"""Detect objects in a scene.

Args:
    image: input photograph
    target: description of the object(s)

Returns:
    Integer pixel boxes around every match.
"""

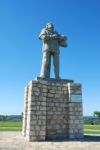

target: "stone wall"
[22,77,83,141]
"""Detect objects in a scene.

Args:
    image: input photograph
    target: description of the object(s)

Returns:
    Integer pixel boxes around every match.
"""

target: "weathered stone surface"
[22,77,83,141]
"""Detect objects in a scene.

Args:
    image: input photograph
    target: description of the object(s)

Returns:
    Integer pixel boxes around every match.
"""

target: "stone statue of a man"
[39,23,67,79]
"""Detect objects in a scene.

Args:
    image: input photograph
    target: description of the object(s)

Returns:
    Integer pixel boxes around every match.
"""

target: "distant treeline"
[0,115,100,124]
[0,115,22,122]
[84,116,100,124]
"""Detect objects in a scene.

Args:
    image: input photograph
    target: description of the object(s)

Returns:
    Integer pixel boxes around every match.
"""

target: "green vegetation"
[0,127,22,131]
[0,115,22,122]
[0,121,22,131]
[84,125,100,134]
[84,117,100,124]
[94,111,100,118]
[0,121,22,127]
[84,130,100,134]
[0,115,9,121]
[84,125,100,130]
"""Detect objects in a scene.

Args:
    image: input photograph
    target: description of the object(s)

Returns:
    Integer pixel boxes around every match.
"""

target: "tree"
[0,115,8,121]
[94,111,100,118]
[2,115,8,121]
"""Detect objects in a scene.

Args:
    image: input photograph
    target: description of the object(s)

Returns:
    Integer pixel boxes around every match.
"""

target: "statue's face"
[46,23,54,32]
[48,27,54,32]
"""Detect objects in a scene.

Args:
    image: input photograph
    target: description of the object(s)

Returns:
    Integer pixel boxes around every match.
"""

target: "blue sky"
[0,0,100,116]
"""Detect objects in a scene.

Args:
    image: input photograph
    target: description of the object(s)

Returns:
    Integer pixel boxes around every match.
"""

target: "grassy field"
[0,122,22,131]
[84,125,100,134]
[0,122,100,134]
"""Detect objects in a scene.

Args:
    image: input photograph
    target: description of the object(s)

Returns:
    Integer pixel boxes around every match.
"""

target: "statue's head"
[46,22,54,32]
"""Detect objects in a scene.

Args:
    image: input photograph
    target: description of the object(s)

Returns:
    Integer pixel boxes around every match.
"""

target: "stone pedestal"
[22,77,84,141]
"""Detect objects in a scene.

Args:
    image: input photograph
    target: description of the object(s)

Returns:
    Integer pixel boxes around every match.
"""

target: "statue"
[39,22,67,79]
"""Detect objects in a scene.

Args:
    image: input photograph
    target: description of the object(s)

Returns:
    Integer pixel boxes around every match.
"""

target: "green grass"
[84,125,100,130]
[0,127,22,131]
[0,121,22,131]
[84,130,100,134]
[0,121,22,127]
[84,125,100,134]
[0,122,100,134]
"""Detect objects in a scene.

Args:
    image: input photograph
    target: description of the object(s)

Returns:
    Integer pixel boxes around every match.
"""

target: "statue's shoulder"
[40,28,47,35]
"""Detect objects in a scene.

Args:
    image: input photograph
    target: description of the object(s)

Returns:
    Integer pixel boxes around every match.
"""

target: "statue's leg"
[53,52,60,79]
[40,51,50,78]
[46,54,51,78]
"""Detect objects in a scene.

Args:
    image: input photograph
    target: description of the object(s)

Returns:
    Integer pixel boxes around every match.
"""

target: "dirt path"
[0,132,100,150]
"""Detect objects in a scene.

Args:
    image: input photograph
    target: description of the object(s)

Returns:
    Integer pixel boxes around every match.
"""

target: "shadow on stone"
[46,135,100,142]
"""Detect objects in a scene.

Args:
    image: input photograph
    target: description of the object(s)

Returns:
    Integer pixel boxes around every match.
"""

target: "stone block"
[41,102,46,106]
[39,80,48,85]
[41,97,46,101]
[40,106,46,111]
[32,87,39,92]
[35,125,41,130]
[33,91,40,96]
[42,93,47,96]
[38,136,45,141]
[55,93,61,98]
[69,134,75,139]
[40,126,46,130]
[48,93,54,97]
[40,131,45,135]
[49,90,56,94]
[42,89,48,93]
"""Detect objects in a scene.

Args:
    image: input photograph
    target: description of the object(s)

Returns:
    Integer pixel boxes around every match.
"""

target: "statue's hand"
[60,35,67,41]
[50,34,58,40]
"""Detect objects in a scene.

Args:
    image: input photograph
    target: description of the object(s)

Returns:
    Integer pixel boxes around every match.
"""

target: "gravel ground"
[0,132,100,150]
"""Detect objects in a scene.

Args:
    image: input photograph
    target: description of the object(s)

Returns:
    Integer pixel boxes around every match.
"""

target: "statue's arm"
[54,31,67,41]
[39,29,60,42]
[58,34,67,47]
[39,28,51,41]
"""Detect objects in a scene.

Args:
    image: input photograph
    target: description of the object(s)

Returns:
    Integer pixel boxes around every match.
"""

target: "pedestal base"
[22,77,84,141]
